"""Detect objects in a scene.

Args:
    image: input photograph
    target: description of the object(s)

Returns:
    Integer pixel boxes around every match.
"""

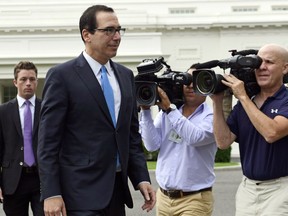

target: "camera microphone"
[194,60,220,69]
[218,55,262,69]
[230,49,258,56]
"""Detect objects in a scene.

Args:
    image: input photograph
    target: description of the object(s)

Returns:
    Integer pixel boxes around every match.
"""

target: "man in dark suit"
[37,4,156,216]
[0,61,44,215]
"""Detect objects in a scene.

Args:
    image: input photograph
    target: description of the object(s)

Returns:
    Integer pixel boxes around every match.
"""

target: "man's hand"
[222,74,248,101]
[210,90,225,104]
[138,182,156,212]
[156,87,171,111]
[0,188,3,203]
[44,197,67,216]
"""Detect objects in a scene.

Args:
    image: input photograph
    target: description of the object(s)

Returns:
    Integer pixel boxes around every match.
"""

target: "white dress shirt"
[83,51,121,122]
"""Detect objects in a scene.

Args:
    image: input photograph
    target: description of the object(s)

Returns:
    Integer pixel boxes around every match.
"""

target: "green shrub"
[143,144,232,162]
[142,142,159,161]
[215,146,231,162]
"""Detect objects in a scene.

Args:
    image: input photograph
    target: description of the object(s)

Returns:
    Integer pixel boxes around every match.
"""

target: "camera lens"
[139,86,153,101]
[135,81,157,106]
[194,70,215,95]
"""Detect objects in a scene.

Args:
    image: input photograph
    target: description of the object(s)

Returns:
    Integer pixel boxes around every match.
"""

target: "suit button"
[21,147,24,151]
[19,162,23,166]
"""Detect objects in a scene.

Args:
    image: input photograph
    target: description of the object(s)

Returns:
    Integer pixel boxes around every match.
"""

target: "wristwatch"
[164,103,177,114]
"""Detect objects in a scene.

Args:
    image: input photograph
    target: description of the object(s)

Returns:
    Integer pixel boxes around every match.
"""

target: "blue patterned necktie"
[100,66,121,170]
[23,100,35,166]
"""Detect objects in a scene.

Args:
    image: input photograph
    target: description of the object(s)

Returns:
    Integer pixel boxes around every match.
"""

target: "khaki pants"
[156,188,214,216]
[236,176,288,216]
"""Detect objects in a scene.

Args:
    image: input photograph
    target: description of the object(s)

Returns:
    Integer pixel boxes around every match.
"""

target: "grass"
[146,161,239,170]
[215,162,239,167]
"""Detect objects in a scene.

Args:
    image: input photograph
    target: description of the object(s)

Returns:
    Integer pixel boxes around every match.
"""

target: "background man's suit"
[0,97,42,212]
[38,53,151,210]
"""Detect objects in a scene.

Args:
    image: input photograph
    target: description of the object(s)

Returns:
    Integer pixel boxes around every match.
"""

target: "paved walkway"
[126,166,242,216]
[0,166,242,216]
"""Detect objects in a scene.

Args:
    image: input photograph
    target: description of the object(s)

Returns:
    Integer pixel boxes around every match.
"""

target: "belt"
[244,176,287,186]
[160,187,212,199]
[22,166,38,174]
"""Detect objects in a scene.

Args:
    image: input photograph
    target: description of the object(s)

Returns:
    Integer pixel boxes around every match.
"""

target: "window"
[3,86,17,103]
[169,8,196,14]
[232,6,258,12]
[272,5,288,11]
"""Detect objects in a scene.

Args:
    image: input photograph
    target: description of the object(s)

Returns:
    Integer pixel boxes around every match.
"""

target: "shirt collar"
[179,102,205,118]
[83,51,112,75]
[252,84,287,101]
[271,84,288,100]
[17,95,36,108]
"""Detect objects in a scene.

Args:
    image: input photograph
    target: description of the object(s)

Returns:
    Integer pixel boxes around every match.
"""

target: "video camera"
[193,49,288,97]
[192,49,263,97]
[135,57,192,107]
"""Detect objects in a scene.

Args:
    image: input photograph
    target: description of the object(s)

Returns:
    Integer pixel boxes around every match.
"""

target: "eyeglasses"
[94,27,126,36]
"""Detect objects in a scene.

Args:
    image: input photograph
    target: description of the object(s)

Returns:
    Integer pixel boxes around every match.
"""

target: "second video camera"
[135,57,192,107]
[192,49,262,97]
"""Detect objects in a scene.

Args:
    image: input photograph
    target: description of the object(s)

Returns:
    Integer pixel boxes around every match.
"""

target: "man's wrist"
[137,181,151,189]
[164,107,172,114]
[163,104,176,114]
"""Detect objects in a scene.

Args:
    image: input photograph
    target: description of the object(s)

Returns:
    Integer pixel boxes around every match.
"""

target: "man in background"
[0,61,43,215]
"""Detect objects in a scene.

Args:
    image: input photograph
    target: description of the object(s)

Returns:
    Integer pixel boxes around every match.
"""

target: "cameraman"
[211,43,288,215]
[139,66,217,216]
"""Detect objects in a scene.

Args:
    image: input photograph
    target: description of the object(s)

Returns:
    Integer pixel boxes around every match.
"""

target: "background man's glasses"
[94,27,126,36]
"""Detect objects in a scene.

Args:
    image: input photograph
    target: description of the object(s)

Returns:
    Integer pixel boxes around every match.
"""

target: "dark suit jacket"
[0,97,41,195]
[37,53,150,210]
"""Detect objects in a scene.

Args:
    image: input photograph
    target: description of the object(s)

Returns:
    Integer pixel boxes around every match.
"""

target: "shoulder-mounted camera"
[192,49,288,97]
[135,57,192,107]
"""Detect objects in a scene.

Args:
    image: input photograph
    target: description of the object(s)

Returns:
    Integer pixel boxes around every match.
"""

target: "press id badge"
[168,130,182,143]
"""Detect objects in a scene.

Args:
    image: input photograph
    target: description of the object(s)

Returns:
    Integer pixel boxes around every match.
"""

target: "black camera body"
[192,49,263,97]
[135,49,288,104]
[135,57,192,107]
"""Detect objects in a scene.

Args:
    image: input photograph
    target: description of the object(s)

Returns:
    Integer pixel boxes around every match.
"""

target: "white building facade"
[0,0,288,157]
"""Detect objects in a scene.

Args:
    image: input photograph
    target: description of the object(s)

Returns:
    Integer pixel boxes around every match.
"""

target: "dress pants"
[67,172,126,216]
[156,188,214,216]
[236,176,288,216]
[3,168,44,216]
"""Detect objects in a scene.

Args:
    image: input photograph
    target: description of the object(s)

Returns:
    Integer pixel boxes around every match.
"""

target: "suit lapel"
[74,54,113,126]
[11,99,22,137]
